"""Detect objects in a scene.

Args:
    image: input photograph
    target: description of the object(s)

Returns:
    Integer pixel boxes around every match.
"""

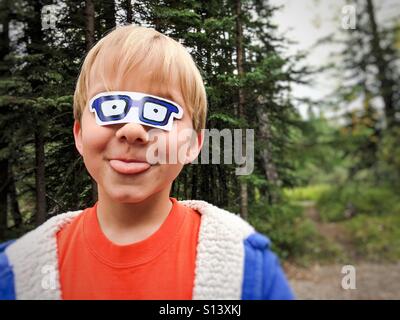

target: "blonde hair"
[73,25,207,131]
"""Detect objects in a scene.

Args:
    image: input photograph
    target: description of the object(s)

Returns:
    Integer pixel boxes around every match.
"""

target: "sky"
[270,0,400,119]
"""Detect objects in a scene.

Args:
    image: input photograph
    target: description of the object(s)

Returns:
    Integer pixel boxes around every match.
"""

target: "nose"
[115,122,150,145]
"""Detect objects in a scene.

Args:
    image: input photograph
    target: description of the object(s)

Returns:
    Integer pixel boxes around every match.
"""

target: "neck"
[96,186,173,245]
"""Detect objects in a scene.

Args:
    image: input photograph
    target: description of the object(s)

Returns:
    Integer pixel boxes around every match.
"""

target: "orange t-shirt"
[56,197,201,300]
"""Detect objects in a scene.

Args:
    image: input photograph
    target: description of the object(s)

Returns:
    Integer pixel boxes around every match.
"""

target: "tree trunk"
[183,170,188,199]
[366,0,396,128]
[191,165,198,199]
[0,0,11,239]
[8,167,22,228]
[0,158,8,239]
[35,129,47,226]
[256,105,279,203]
[84,0,98,203]
[122,0,133,24]
[102,0,116,31]
[25,0,48,226]
[0,0,10,62]
[235,0,248,220]
[85,0,95,50]
[200,166,210,203]
[217,164,228,206]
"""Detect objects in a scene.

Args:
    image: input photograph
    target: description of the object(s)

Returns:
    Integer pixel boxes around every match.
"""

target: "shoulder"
[179,200,254,299]
[0,209,84,300]
[179,199,295,300]
[178,200,254,239]
[56,209,87,245]
[6,209,84,253]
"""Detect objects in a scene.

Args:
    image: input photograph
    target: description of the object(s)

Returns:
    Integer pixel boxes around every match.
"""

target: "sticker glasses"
[89,91,184,131]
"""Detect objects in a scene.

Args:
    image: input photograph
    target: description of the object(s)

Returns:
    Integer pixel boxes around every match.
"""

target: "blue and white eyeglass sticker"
[88,91,184,131]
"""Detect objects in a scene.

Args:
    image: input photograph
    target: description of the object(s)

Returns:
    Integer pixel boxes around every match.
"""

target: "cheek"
[163,118,195,160]
[80,122,116,183]
[81,116,113,157]
[153,133,185,165]
[81,122,118,184]
[157,163,184,186]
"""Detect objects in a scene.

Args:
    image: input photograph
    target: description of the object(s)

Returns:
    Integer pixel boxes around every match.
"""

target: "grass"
[281,183,400,264]
[249,199,343,267]
[343,214,400,262]
[316,184,400,222]
[283,184,331,202]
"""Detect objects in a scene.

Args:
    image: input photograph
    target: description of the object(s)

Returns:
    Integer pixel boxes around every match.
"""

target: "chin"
[106,186,151,203]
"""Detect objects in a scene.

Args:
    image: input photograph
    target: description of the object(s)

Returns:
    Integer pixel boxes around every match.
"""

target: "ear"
[73,120,84,156]
[184,129,204,164]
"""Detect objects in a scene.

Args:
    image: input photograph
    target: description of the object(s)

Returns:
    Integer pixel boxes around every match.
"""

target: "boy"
[0,25,294,300]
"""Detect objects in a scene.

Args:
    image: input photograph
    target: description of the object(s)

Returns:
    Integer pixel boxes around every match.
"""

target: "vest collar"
[5,200,254,299]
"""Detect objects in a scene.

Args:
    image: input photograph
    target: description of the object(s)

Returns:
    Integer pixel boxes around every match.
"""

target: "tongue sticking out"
[109,160,151,175]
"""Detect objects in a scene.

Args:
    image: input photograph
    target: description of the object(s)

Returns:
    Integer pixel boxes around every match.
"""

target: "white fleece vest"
[5,200,254,300]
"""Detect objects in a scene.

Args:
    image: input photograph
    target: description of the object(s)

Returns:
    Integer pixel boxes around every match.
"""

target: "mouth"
[108,158,151,175]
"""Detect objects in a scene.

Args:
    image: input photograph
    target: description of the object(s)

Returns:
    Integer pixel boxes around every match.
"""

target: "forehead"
[87,58,185,110]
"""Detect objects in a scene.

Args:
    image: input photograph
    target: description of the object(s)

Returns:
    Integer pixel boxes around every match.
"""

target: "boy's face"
[73,66,202,203]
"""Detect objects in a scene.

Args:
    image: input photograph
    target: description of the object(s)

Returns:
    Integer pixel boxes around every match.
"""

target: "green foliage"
[290,116,350,186]
[377,127,400,187]
[317,185,400,222]
[207,112,243,127]
[249,199,342,266]
[344,214,400,262]
[283,184,331,202]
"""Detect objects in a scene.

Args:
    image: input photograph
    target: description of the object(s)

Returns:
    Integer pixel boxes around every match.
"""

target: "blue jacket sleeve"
[242,233,295,300]
[0,240,16,300]
[261,247,295,299]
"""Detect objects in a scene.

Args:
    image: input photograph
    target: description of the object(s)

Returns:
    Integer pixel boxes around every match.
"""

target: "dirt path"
[285,201,400,299]
[286,262,400,299]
